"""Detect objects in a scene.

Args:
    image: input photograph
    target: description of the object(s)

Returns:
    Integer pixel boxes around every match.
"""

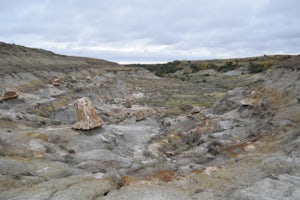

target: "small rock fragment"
[72,97,104,130]
[203,166,221,176]
[123,99,133,108]
[85,76,92,81]
[1,88,19,101]
[243,144,256,152]
[135,110,148,121]
[191,106,202,114]
[52,78,63,86]
[132,92,144,100]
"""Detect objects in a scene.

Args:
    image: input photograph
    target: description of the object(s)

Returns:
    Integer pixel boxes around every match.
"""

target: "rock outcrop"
[72,97,104,130]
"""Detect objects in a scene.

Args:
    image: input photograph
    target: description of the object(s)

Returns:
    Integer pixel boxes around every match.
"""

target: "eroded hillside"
[0,42,299,200]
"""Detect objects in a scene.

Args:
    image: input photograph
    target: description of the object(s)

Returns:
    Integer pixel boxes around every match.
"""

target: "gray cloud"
[0,0,299,63]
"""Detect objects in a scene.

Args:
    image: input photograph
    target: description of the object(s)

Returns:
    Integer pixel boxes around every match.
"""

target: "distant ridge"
[0,41,119,73]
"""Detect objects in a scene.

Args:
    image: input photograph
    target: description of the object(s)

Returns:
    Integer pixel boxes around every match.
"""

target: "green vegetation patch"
[126,60,182,77]
[126,55,294,77]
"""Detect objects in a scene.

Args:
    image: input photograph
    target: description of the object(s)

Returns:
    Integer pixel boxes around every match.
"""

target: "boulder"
[1,88,19,101]
[72,97,104,130]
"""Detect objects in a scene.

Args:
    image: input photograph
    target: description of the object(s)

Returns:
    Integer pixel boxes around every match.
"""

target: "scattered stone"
[165,151,175,157]
[1,88,19,101]
[85,75,92,81]
[131,92,144,100]
[162,120,171,126]
[123,99,133,108]
[72,97,104,130]
[203,166,222,176]
[148,142,162,157]
[68,149,76,154]
[191,106,203,114]
[52,78,63,86]
[243,144,256,152]
[135,110,148,121]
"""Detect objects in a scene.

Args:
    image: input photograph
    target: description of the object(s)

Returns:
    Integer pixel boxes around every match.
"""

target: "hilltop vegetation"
[126,54,294,77]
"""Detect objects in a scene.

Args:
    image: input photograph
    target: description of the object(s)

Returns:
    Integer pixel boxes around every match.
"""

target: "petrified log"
[72,97,104,130]
[1,88,19,101]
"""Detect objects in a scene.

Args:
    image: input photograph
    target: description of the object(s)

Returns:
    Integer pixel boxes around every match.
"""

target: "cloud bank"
[1,0,299,63]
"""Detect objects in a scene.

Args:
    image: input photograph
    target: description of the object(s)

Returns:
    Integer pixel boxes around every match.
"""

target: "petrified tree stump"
[72,97,104,130]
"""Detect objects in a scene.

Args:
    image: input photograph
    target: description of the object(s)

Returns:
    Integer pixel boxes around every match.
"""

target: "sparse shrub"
[249,62,264,73]
[127,60,182,77]
[217,60,239,72]
[249,60,274,73]
[250,65,262,73]
[150,60,182,77]
[200,62,210,70]
[262,60,274,68]
[190,63,200,73]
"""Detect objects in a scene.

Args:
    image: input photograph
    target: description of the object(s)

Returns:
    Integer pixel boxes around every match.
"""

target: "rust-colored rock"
[120,176,138,187]
[151,169,176,182]
[1,88,19,101]
[72,97,104,130]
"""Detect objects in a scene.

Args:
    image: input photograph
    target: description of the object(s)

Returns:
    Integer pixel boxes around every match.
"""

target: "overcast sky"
[1,0,299,63]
